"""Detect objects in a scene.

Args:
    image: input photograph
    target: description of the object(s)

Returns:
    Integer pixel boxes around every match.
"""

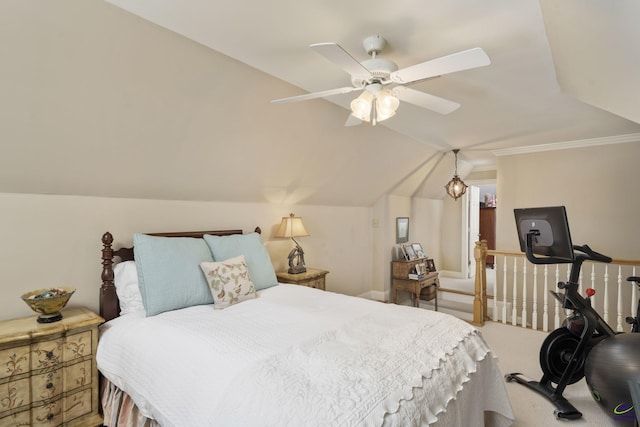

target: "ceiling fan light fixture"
[350,87,398,124]
[376,90,399,120]
[350,90,373,122]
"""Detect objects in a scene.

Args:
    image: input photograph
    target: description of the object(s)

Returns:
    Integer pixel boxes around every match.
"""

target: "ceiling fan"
[272,35,491,126]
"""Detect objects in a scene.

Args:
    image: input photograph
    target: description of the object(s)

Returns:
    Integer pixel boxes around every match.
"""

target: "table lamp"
[275,213,309,274]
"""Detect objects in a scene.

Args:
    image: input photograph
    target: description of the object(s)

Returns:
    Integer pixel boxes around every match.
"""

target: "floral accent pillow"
[200,255,257,309]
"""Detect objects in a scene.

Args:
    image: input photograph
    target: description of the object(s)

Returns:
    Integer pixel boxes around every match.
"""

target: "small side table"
[392,271,439,309]
[276,268,329,290]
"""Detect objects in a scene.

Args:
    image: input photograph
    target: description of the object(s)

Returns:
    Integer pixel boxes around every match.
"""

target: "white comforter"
[97,284,513,427]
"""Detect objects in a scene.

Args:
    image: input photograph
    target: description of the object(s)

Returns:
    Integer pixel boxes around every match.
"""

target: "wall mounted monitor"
[514,206,574,263]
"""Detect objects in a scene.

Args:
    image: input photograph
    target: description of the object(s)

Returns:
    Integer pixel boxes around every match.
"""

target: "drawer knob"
[46,351,54,359]
[46,382,53,389]
[47,413,54,421]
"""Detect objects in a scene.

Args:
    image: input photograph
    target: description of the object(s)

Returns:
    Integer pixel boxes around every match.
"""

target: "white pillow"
[200,255,257,309]
[114,261,145,315]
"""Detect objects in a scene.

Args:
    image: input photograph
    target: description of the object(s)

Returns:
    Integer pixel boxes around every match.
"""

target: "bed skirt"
[101,378,160,427]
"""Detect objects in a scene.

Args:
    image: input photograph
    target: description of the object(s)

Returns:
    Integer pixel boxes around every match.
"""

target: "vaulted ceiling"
[104,0,640,165]
[1,1,639,206]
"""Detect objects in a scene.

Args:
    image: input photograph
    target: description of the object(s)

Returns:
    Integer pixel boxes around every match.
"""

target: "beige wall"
[440,195,464,272]
[0,193,373,321]
[496,142,640,260]
[0,0,431,208]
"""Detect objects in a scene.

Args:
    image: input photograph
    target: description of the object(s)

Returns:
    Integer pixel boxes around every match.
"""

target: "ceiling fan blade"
[344,114,362,127]
[390,47,490,84]
[393,86,460,114]
[310,42,372,79]
[271,86,360,104]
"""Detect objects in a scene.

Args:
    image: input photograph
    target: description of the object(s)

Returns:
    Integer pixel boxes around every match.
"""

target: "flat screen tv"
[514,206,574,263]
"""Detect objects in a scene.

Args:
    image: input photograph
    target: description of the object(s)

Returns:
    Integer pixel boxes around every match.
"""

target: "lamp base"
[287,243,307,274]
[288,265,307,274]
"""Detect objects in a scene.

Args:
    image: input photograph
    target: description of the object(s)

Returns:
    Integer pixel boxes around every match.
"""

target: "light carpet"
[478,321,635,426]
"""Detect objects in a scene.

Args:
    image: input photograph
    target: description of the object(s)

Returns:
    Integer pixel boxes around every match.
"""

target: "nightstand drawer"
[31,367,63,402]
[0,377,30,413]
[0,345,29,379]
[306,277,325,289]
[64,330,92,362]
[0,408,30,427]
[276,268,329,291]
[31,339,63,370]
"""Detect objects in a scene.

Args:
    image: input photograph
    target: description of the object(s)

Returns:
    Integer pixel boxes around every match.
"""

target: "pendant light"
[444,149,468,201]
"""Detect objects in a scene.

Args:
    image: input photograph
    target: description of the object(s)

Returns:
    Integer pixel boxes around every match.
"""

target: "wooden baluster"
[632,266,638,328]
[542,265,549,332]
[512,257,518,326]
[482,242,489,321]
[554,264,561,329]
[521,259,527,328]
[532,264,538,331]
[493,256,499,322]
[502,256,508,324]
[603,265,610,324]
[590,264,597,314]
[617,265,623,332]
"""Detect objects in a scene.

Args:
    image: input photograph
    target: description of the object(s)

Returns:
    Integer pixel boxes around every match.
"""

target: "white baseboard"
[358,290,387,302]
[439,270,471,279]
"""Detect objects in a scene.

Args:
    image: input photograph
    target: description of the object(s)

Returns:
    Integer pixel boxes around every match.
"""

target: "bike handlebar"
[572,244,612,263]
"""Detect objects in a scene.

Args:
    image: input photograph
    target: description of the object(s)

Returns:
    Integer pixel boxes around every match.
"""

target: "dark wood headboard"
[100,227,262,322]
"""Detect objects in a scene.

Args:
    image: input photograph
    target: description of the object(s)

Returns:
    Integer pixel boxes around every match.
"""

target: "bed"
[97,228,514,427]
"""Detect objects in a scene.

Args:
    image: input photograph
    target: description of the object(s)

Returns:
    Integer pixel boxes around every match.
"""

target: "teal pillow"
[203,233,278,291]
[133,233,214,316]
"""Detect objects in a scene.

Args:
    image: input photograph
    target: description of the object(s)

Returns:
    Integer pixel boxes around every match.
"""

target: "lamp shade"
[274,213,309,238]
[376,90,399,121]
[350,86,399,124]
[444,175,468,200]
[350,91,374,122]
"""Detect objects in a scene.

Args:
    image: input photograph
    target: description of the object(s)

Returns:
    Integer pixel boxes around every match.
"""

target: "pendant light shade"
[445,149,468,201]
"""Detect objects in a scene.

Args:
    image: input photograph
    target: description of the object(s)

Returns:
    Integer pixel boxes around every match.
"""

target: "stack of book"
[408,273,425,280]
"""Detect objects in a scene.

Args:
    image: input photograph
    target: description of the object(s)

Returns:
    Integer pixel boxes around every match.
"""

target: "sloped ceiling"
[540,0,640,125]
[1,1,639,207]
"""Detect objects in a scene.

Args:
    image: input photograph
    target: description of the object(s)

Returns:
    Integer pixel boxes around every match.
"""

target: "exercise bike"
[505,206,620,420]
[505,242,615,419]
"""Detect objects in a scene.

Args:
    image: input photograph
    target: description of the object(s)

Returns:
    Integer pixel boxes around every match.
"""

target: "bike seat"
[627,276,640,285]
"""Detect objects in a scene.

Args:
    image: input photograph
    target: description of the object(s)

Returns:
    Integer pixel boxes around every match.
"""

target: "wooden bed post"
[101,232,119,321]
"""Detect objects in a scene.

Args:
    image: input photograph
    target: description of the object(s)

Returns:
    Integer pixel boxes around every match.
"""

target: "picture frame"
[396,217,409,244]
[411,243,426,259]
[403,243,417,260]
[399,245,409,261]
[415,262,427,275]
[426,258,436,272]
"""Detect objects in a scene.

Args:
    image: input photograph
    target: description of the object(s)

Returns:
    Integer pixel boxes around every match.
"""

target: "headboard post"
[101,232,120,321]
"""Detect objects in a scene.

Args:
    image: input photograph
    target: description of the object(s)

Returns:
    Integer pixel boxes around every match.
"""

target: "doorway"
[463,182,496,276]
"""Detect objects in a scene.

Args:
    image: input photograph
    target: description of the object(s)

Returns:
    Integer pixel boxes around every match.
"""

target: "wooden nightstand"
[276,268,329,290]
[0,307,104,427]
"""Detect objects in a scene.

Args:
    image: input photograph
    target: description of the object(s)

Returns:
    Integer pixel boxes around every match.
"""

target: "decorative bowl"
[21,287,75,323]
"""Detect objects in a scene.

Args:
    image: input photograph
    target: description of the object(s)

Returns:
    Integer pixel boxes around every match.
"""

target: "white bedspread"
[97,284,513,427]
